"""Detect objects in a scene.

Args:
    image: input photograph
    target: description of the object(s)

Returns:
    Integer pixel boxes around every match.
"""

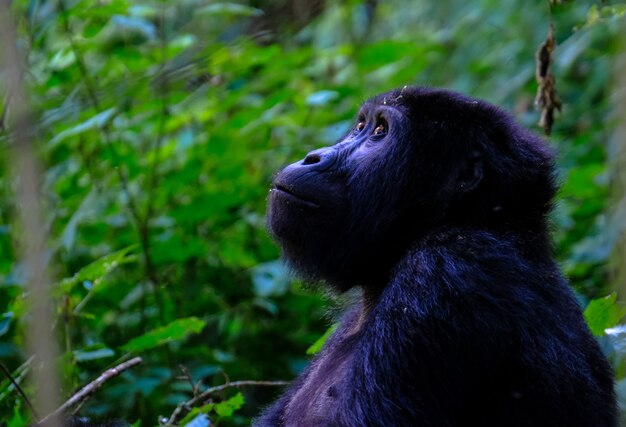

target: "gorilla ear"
[459,151,483,193]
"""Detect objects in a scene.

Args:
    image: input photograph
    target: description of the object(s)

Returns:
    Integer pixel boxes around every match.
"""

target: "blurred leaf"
[48,108,117,146]
[560,164,606,199]
[59,245,138,293]
[586,4,626,26]
[0,312,13,337]
[62,188,107,250]
[6,406,26,427]
[199,3,263,17]
[584,293,626,337]
[357,40,418,71]
[109,15,156,41]
[178,392,244,424]
[182,414,210,427]
[251,260,290,297]
[49,50,76,71]
[306,90,339,107]
[74,347,115,362]
[307,323,338,355]
[122,317,206,352]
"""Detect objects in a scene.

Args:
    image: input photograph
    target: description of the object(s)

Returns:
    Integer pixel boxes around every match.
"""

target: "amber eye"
[373,123,386,136]
[356,121,365,132]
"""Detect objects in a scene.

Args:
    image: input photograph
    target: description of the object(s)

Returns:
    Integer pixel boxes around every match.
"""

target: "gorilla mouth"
[273,184,319,208]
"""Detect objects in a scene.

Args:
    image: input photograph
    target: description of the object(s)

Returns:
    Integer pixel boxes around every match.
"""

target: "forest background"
[1,0,626,425]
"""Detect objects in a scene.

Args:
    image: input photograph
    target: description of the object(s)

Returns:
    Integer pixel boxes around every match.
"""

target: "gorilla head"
[267,87,556,291]
[260,87,615,427]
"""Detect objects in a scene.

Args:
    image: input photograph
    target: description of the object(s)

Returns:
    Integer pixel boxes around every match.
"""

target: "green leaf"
[181,414,210,427]
[356,40,418,71]
[59,245,137,293]
[121,317,206,352]
[586,4,626,26]
[584,293,626,337]
[180,405,213,425]
[61,188,106,250]
[7,405,26,427]
[306,90,339,107]
[178,392,244,424]
[49,49,76,70]
[74,347,115,362]
[0,312,13,337]
[251,260,290,297]
[199,3,263,17]
[48,108,117,146]
[306,324,338,355]
[560,163,606,199]
[214,392,245,417]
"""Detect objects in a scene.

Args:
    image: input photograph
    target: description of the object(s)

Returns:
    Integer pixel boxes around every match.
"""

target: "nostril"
[302,152,322,165]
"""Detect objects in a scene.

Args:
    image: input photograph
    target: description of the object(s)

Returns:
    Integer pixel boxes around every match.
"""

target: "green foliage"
[122,317,206,352]
[307,323,338,356]
[0,0,624,424]
[179,392,245,425]
[58,245,137,293]
[584,293,626,337]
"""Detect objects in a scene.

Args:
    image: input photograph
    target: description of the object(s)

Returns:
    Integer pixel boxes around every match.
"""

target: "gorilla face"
[267,87,555,291]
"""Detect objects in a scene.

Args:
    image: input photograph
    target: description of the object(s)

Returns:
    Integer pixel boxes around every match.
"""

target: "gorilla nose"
[300,147,336,169]
[302,152,322,165]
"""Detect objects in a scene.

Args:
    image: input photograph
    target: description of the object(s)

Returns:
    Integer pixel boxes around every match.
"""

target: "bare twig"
[166,380,289,425]
[0,2,61,426]
[39,357,143,425]
[535,21,562,135]
[219,368,231,386]
[178,365,201,397]
[0,362,39,420]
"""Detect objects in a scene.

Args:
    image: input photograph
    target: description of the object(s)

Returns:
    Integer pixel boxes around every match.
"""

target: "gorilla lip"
[272,184,319,208]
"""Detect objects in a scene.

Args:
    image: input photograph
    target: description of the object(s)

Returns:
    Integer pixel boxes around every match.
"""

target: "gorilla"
[256,87,616,426]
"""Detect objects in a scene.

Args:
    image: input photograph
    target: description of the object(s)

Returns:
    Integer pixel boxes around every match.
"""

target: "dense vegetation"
[0,0,625,425]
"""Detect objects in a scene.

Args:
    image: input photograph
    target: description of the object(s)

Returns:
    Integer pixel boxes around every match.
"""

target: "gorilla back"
[259,87,616,426]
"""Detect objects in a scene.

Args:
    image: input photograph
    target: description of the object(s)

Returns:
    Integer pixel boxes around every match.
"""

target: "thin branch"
[137,7,171,329]
[145,8,169,222]
[38,357,143,425]
[177,365,200,397]
[0,362,39,420]
[57,0,143,227]
[166,380,289,425]
[0,355,35,402]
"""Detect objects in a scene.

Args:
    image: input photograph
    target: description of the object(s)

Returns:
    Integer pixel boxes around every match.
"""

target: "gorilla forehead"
[363,86,503,123]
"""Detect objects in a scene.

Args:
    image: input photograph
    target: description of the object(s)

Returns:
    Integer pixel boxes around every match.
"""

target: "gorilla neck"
[340,219,552,294]
[284,210,553,295]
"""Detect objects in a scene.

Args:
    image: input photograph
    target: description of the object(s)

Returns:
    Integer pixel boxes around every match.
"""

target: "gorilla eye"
[355,121,366,132]
[373,122,387,136]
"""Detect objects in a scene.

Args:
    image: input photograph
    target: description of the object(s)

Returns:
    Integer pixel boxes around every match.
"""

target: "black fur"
[258,87,616,426]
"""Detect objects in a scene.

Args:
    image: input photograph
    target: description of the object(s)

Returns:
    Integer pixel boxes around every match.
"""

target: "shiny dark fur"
[258,87,616,426]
